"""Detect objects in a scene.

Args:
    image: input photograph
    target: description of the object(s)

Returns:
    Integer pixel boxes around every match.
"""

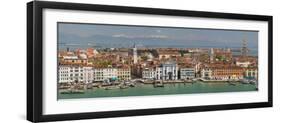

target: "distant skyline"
[58,22,258,51]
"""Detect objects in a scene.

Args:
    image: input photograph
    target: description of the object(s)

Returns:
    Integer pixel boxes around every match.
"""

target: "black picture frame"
[27,1,273,122]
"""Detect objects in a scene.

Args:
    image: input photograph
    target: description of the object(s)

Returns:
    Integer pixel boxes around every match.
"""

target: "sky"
[58,22,258,51]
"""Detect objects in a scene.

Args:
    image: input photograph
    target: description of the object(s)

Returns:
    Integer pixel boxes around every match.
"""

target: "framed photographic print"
[27,1,273,122]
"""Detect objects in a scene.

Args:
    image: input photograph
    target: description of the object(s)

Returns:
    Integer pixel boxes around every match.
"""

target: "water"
[58,82,257,99]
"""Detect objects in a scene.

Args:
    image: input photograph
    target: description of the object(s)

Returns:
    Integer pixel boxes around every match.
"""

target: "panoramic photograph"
[57,22,258,99]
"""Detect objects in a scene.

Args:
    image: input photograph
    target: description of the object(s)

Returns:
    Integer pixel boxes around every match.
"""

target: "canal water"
[58,82,257,99]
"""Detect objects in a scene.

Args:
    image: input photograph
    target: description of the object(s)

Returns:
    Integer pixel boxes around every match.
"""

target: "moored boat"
[60,89,85,94]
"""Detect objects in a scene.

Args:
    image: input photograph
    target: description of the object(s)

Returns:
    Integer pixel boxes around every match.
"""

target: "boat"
[227,80,237,86]
[119,85,129,89]
[249,80,257,85]
[60,89,85,94]
[104,86,119,90]
[128,83,136,87]
[86,84,93,89]
[228,82,236,86]
[240,79,250,84]
[191,78,199,81]
[199,78,226,82]
[154,83,164,87]
[105,87,114,90]
[153,80,164,88]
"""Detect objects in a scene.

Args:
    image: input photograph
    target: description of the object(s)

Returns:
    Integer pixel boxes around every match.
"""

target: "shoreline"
[58,82,257,99]
[59,79,255,87]
[58,80,257,92]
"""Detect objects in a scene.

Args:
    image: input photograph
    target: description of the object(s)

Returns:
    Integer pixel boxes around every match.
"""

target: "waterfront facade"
[244,67,258,79]
[156,62,178,80]
[180,68,195,79]
[83,67,94,83]
[58,66,71,83]
[58,65,131,83]
[200,68,213,79]
[211,67,244,80]
[117,67,131,80]
[200,66,247,80]
[58,65,85,83]
[142,68,156,80]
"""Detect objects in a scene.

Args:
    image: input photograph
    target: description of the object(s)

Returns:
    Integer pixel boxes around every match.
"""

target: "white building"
[180,68,195,79]
[236,61,251,67]
[92,68,104,81]
[62,55,78,60]
[58,65,84,83]
[103,68,118,81]
[83,67,94,83]
[58,66,70,83]
[70,66,85,82]
[156,62,178,80]
[133,43,138,64]
[245,68,258,79]
[142,68,156,79]
[93,68,119,82]
[200,68,212,79]
[59,65,131,83]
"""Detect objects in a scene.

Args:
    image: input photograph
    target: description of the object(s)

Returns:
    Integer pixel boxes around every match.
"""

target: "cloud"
[112,34,131,38]
[149,35,168,39]
[112,34,169,39]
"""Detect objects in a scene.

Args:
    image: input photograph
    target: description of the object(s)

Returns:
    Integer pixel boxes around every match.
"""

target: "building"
[86,48,99,58]
[69,66,85,82]
[141,61,178,80]
[244,67,258,79]
[117,67,131,80]
[58,65,85,83]
[212,67,244,80]
[92,67,131,82]
[180,67,195,79]
[131,64,143,78]
[93,68,117,82]
[209,48,214,63]
[213,48,232,62]
[201,65,244,80]
[142,68,156,79]
[236,61,251,67]
[92,68,104,81]
[156,62,178,80]
[61,55,88,64]
[59,65,132,83]
[133,43,138,64]
[200,68,212,79]
[58,66,70,83]
[158,51,181,60]
[83,67,94,83]
[103,68,118,81]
